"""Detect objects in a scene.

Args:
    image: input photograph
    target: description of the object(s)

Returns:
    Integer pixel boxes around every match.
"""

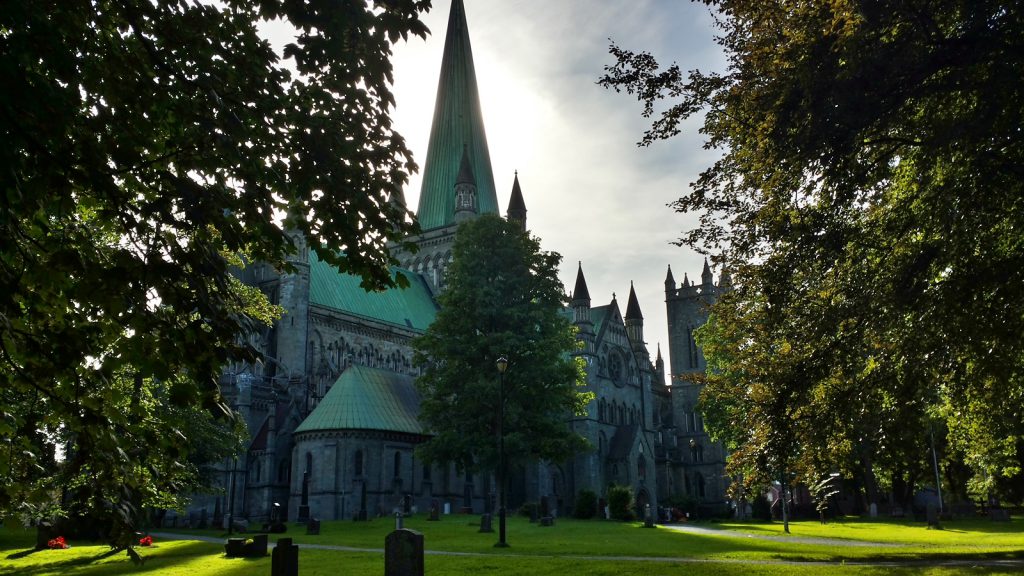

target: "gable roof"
[308,252,438,331]
[294,365,423,435]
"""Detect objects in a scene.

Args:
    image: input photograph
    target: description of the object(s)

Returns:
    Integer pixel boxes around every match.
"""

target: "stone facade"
[655,259,731,514]
[191,0,725,527]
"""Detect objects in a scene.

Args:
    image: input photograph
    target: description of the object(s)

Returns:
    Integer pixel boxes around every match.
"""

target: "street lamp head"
[496,356,508,374]
[689,438,698,449]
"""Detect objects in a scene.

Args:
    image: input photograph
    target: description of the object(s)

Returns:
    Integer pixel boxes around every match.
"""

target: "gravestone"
[385,529,424,576]
[394,511,404,530]
[869,503,878,518]
[890,506,905,518]
[271,537,299,576]
[643,504,655,528]
[224,538,246,557]
[403,494,412,515]
[306,518,320,535]
[540,516,554,527]
[428,499,440,521]
[989,507,1011,521]
[479,513,493,533]
[926,503,941,530]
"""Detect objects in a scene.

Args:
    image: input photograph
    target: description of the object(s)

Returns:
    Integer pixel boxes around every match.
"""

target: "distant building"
[189,0,724,526]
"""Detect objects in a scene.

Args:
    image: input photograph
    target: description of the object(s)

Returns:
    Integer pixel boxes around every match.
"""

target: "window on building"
[394,451,402,479]
[305,452,313,475]
[638,455,646,481]
[423,464,432,482]
[354,450,364,476]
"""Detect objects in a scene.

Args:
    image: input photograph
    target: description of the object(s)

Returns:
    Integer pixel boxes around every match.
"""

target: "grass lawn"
[1,515,1021,575]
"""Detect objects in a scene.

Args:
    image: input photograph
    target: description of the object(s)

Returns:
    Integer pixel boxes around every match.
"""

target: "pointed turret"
[572,261,591,303]
[506,171,527,231]
[624,282,644,344]
[719,266,733,288]
[416,0,498,230]
[625,282,643,320]
[664,265,676,293]
[701,257,714,287]
[453,146,478,223]
[571,262,594,353]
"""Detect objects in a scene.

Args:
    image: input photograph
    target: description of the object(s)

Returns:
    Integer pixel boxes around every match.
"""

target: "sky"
[389,0,727,369]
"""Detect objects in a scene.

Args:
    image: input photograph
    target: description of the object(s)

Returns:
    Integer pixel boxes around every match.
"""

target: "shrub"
[518,501,538,518]
[573,489,598,519]
[607,485,635,521]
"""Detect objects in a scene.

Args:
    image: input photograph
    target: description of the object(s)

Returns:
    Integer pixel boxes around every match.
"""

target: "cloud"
[392,0,727,370]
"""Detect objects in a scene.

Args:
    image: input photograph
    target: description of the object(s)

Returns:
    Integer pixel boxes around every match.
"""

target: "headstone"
[428,500,440,521]
[306,518,320,535]
[394,511,404,530]
[271,537,299,576]
[540,516,554,527]
[35,522,54,551]
[989,507,1011,521]
[890,505,904,518]
[224,538,246,557]
[643,504,655,528]
[297,505,310,523]
[231,518,248,533]
[926,503,941,529]
[443,502,451,515]
[604,505,610,520]
[479,513,493,533]
[403,494,412,515]
[385,529,424,576]
[869,503,878,518]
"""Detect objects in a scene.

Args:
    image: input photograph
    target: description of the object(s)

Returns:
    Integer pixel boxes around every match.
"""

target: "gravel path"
[150,530,1024,569]
[660,522,902,547]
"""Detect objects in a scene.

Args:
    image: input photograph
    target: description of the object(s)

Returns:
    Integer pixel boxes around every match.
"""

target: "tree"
[1,0,429,543]
[413,214,591,510]
[601,0,1024,504]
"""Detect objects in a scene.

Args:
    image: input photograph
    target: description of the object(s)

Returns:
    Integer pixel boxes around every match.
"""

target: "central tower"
[395,0,516,294]
[415,0,498,230]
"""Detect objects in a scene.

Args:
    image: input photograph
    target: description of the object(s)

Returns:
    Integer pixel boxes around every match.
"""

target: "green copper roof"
[416,0,498,230]
[294,365,423,435]
[308,252,438,331]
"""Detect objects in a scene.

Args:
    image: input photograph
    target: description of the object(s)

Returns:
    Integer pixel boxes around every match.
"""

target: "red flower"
[139,535,153,547]
[47,536,68,549]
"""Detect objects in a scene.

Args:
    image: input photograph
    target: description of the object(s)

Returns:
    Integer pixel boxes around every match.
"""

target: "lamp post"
[495,356,509,548]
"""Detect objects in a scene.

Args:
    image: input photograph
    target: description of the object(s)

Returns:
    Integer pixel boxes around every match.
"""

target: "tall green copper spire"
[415,0,498,230]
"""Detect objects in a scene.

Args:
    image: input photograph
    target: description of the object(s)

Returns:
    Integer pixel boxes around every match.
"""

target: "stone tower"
[663,258,729,512]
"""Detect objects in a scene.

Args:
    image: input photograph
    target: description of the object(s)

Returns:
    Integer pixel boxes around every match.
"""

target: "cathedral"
[194,0,728,526]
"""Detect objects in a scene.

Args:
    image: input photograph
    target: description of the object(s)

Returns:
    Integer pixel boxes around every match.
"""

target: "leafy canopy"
[413,214,591,474]
[0,0,430,537]
[601,0,1024,500]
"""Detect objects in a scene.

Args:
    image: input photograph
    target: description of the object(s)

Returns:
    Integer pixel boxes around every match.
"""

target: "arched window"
[354,450,364,476]
[305,452,313,475]
[279,460,289,483]
[638,454,646,481]
[393,451,402,479]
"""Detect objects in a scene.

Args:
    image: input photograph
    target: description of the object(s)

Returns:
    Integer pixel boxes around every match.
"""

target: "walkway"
[660,522,902,547]
[151,530,1024,569]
